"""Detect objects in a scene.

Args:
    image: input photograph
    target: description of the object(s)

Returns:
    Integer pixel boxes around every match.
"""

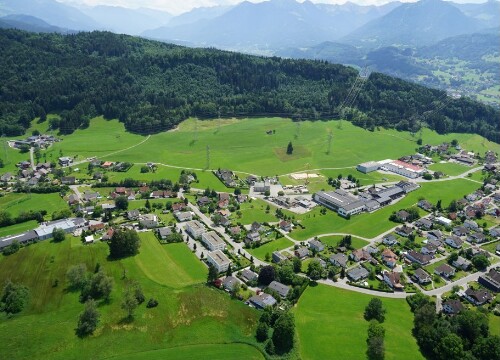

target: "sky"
[58,0,488,14]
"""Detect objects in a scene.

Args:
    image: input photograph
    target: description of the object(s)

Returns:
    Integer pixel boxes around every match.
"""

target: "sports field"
[295,284,423,360]
[0,234,261,360]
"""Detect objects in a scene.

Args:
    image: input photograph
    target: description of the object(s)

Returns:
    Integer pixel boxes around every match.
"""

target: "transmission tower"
[206,145,210,170]
[327,130,333,155]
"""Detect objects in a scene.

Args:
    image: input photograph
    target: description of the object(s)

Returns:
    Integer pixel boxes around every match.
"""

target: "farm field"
[247,237,294,261]
[0,234,261,360]
[0,192,67,218]
[295,284,423,360]
[6,116,500,180]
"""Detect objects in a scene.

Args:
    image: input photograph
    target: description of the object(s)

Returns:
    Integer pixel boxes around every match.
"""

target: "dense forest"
[0,30,498,142]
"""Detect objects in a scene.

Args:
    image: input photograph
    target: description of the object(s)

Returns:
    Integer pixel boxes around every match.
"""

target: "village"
[1,135,500,318]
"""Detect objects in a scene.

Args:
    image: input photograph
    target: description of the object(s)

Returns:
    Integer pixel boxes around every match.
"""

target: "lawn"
[0,220,38,237]
[319,235,369,249]
[295,284,423,360]
[0,233,261,360]
[232,199,279,225]
[134,232,206,288]
[247,237,294,261]
[0,192,67,218]
[482,240,500,254]
[427,162,471,176]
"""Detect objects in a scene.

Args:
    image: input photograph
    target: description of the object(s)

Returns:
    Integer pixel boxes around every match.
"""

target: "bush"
[146,298,158,308]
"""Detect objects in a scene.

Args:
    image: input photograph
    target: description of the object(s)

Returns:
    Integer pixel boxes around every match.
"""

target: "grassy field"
[427,162,471,176]
[247,237,294,261]
[0,193,67,218]
[233,199,279,225]
[6,116,499,179]
[295,284,423,360]
[0,234,261,360]
[319,235,369,249]
[288,179,479,240]
[0,220,38,237]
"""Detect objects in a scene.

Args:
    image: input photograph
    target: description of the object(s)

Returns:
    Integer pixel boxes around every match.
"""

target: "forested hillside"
[0,30,498,142]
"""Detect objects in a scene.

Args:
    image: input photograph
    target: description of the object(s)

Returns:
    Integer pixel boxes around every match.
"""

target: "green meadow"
[247,237,295,261]
[295,284,423,360]
[0,234,262,360]
[0,192,67,218]
[427,162,472,176]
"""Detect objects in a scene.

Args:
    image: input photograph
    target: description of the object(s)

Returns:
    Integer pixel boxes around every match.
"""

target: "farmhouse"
[201,231,226,251]
[185,220,205,239]
[207,250,231,273]
[268,281,290,298]
[249,293,277,309]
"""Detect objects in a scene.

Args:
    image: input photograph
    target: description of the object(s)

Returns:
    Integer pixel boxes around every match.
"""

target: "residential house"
[249,293,277,309]
[464,288,493,306]
[445,235,464,249]
[453,226,469,237]
[442,300,464,315]
[478,269,500,292]
[68,194,79,205]
[172,203,186,212]
[61,176,76,185]
[421,243,438,256]
[272,251,288,263]
[308,239,325,252]
[245,231,261,244]
[139,214,159,229]
[426,230,443,242]
[467,231,487,244]
[350,249,372,262]
[240,269,258,284]
[251,222,264,233]
[201,231,226,251]
[415,218,433,230]
[175,211,193,222]
[222,276,239,291]
[464,220,479,231]
[101,228,114,241]
[157,227,173,240]
[218,193,231,202]
[381,248,398,268]
[413,268,432,284]
[366,245,379,255]
[405,250,432,265]
[489,227,500,238]
[197,196,211,207]
[435,263,456,279]
[452,256,472,271]
[229,226,241,236]
[216,169,236,187]
[396,210,410,222]
[126,209,140,220]
[347,267,370,282]
[383,271,404,290]
[418,200,433,212]
[294,247,309,259]
[434,216,452,227]
[496,244,500,256]
[395,225,413,237]
[382,234,398,246]
[185,220,205,239]
[58,157,72,166]
[279,220,292,232]
[329,253,347,268]
[268,281,290,298]
[207,250,231,273]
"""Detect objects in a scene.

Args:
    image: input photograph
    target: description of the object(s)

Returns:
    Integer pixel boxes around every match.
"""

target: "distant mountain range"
[0,14,74,33]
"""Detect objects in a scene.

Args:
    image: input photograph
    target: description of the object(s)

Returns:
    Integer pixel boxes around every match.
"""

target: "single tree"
[76,299,100,336]
[364,298,386,323]
[52,227,66,242]
[272,312,295,354]
[145,199,151,210]
[471,255,490,270]
[109,229,140,258]
[286,141,293,155]
[307,260,323,280]
[66,264,88,290]
[256,321,269,342]
[258,265,276,286]
[292,257,302,273]
[207,264,218,283]
[114,195,129,211]
[121,289,139,319]
[366,320,385,360]
[0,280,30,315]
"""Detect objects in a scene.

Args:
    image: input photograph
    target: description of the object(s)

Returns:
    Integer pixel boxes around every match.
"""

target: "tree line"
[0,29,498,143]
